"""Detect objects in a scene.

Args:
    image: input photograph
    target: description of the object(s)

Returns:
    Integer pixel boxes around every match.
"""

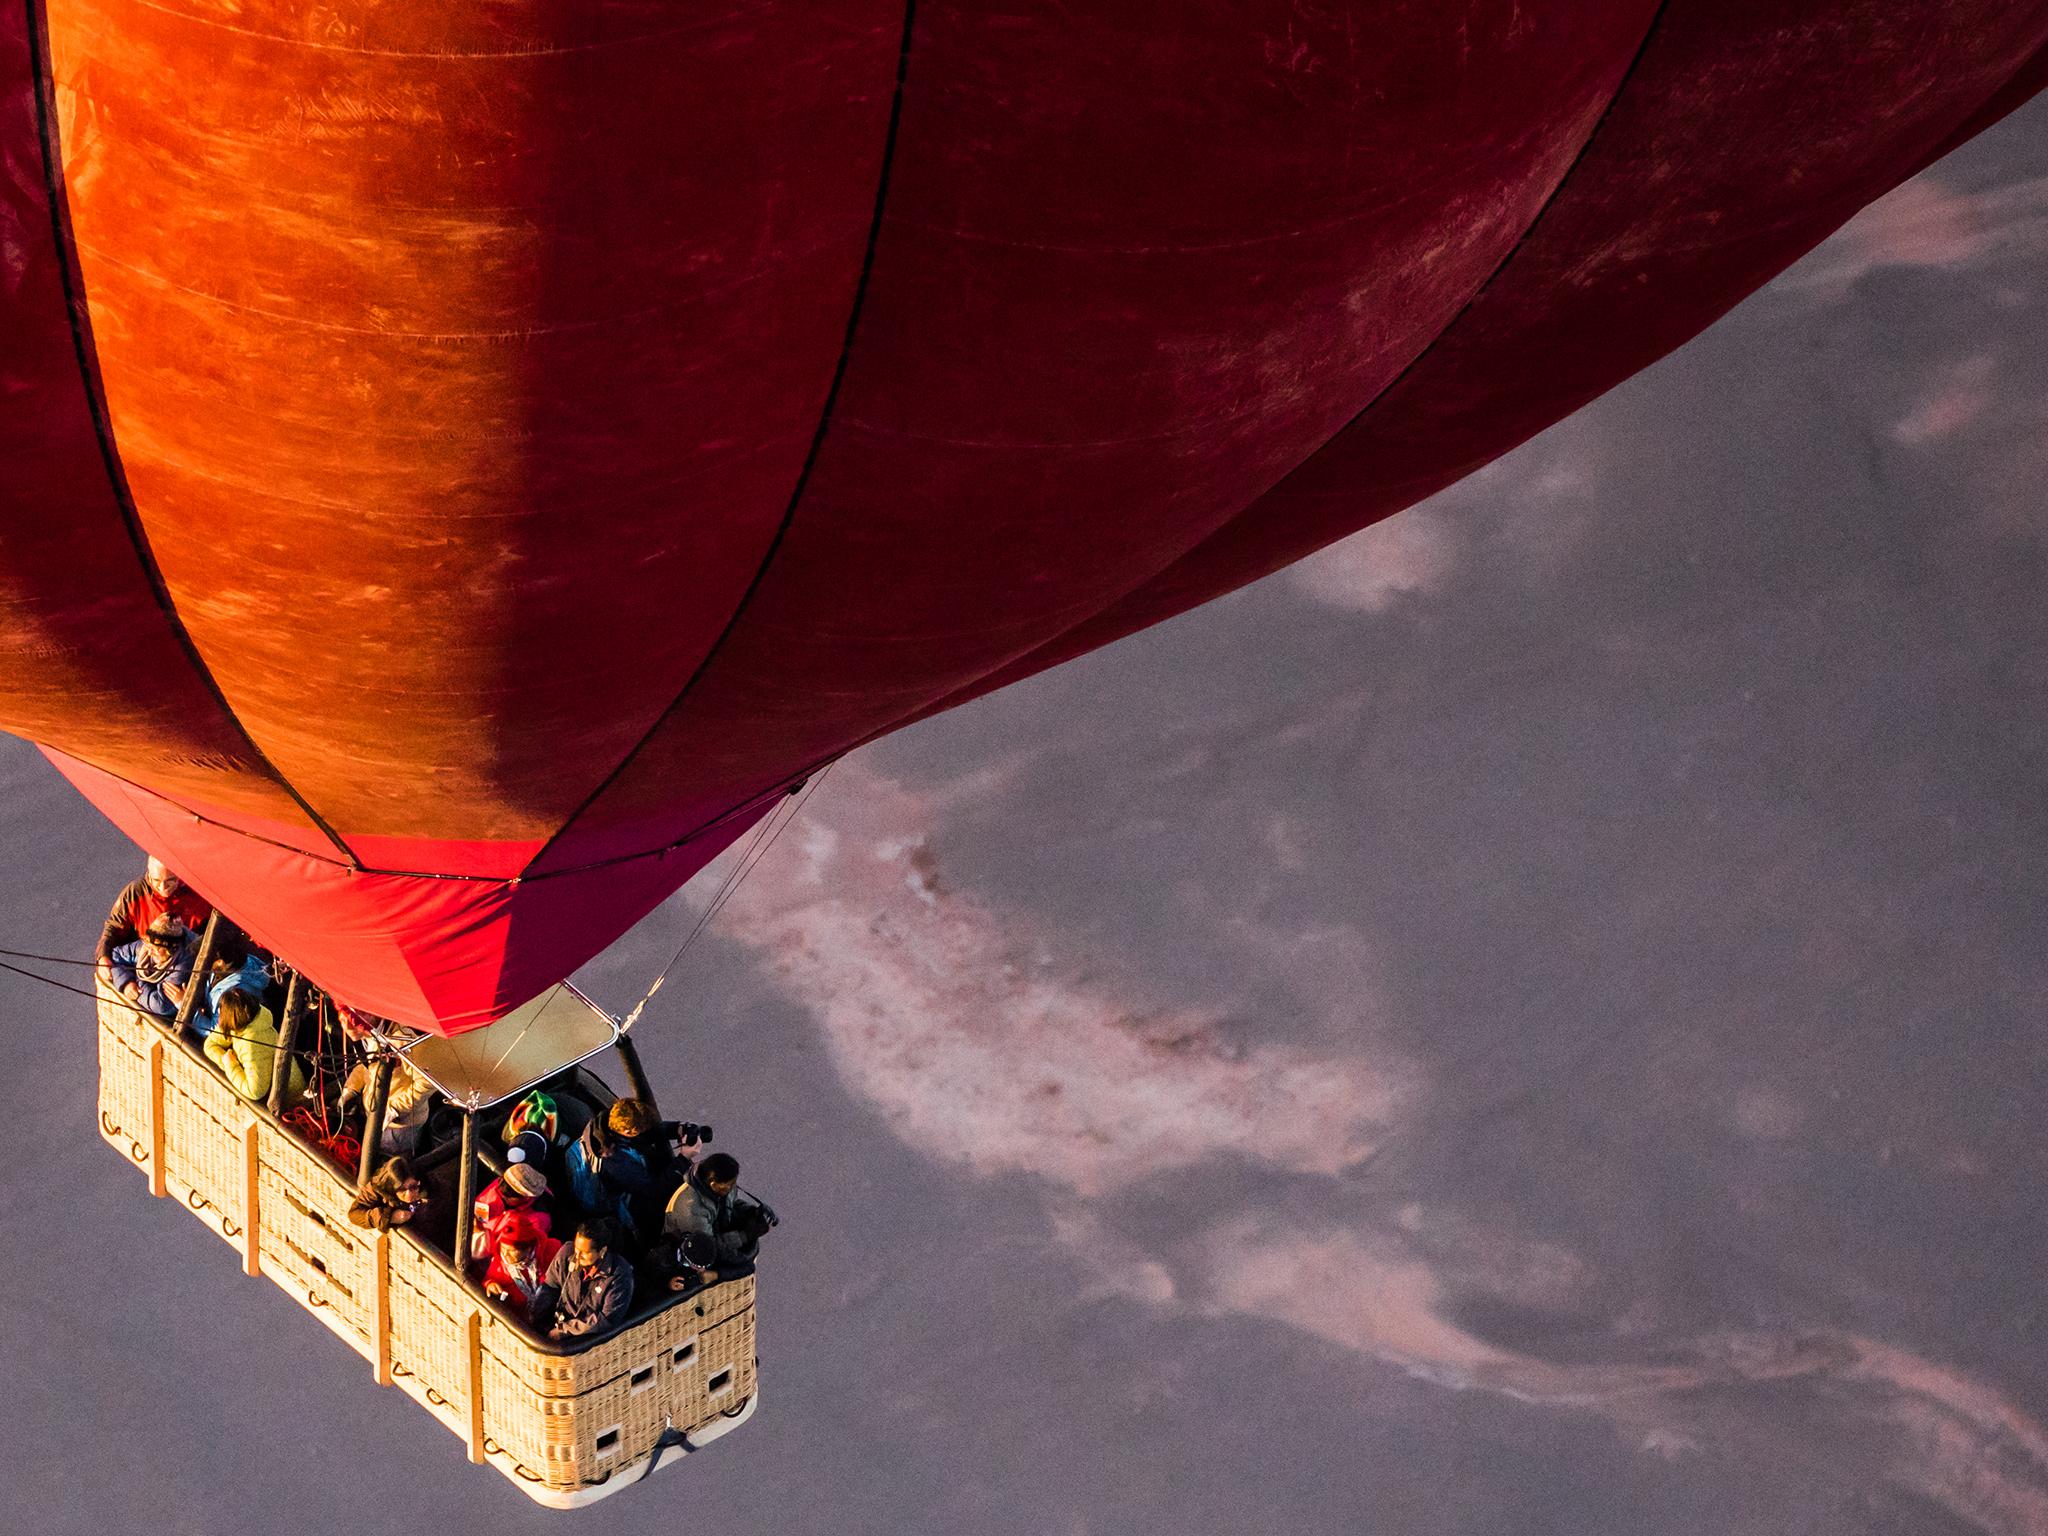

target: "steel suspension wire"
[618,764,835,1035]
[0,956,185,1025]
[615,805,786,1031]
[2,952,323,1063]
[0,946,101,967]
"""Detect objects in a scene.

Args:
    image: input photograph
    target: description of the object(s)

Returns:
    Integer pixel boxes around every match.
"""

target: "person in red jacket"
[483,1213,563,1326]
[468,1158,553,1271]
[95,856,213,971]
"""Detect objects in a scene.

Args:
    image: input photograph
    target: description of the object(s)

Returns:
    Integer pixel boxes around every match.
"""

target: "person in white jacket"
[339,1050,436,1156]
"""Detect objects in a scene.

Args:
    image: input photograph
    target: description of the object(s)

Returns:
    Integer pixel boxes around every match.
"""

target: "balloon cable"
[0,947,101,968]
[617,764,834,1035]
[1,960,293,1056]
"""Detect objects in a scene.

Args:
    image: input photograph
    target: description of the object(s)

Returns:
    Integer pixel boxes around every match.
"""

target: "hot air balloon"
[5,0,2043,1504]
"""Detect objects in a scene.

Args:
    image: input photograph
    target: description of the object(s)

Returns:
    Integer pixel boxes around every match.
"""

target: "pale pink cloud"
[1201,1219,2048,1532]
[1730,1082,1805,1141]
[1200,1220,1511,1379]
[1776,172,2048,299]
[1777,176,1988,297]
[1893,354,1996,445]
[1287,510,1460,613]
[1285,414,1608,611]
[713,765,1406,1196]
[693,758,2048,1531]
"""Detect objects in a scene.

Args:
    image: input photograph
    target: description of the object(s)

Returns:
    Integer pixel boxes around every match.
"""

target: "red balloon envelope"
[2,0,2043,1031]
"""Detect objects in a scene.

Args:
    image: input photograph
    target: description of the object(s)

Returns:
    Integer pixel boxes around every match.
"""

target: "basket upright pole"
[357,1054,394,1185]
[614,1034,658,1110]
[267,973,306,1116]
[173,911,220,1032]
[453,1108,479,1277]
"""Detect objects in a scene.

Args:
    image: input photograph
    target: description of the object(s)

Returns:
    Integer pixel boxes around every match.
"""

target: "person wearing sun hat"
[469,1152,554,1272]
[106,913,199,1019]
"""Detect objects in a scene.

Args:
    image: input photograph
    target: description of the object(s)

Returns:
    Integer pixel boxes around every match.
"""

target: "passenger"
[663,1151,738,1249]
[642,1226,711,1296]
[468,1159,553,1270]
[94,855,212,975]
[203,988,307,1103]
[191,931,273,1039]
[658,1153,769,1287]
[722,1202,774,1272]
[105,916,198,1020]
[535,1218,635,1341]
[347,1156,429,1232]
[482,1213,563,1324]
[564,1098,675,1242]
[338,1050,436,1157]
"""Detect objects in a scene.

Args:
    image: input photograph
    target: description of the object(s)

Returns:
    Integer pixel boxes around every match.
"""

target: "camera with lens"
[670,1120,714,1148]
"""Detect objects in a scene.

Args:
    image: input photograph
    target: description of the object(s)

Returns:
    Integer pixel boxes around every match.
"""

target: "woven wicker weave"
[94,984,759,1503]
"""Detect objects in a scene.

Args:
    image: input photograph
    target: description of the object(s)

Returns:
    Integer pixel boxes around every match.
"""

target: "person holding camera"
[655,1153,774,1290]
[565,1097,681,1245]
[348,1157,429,1232]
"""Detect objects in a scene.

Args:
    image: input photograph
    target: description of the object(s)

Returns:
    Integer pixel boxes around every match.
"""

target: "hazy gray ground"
[2,98,2045,1536]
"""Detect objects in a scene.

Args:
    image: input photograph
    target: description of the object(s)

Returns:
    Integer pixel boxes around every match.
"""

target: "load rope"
[617,764,834,1034]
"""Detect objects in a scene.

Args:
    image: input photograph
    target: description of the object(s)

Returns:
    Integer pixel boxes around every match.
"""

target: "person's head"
[507,1130,549,1170]
[371,1157,424,1206]
[209,932,250,979]
[573,1218,615,1269]
[144,856,181,898]
[607,1098,657,1140]
[142,915,185,957]
[502,1162,547,1202]
[696,1152,739,1195]
[497,1212,544,1264]
[215,988,258,1037]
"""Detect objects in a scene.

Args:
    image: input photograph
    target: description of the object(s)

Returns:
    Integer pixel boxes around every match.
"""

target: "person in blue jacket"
[189,930,273,1039]
[107,917,197,1021]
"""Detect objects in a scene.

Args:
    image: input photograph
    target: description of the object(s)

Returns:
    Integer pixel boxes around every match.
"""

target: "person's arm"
[469,1188,496,1263]
[601,1145,657,1196]
[96,882,141,966]
[107,944,141,1000]
[534,1248,568,1334]
[348,1193,390,1231]
[217,1031,267,1101]
[592,1261,634,1332]
[680,1190,716,1242]
[159,947,196,1009]
[133,975,178,1017]
[390,1065,434,1112]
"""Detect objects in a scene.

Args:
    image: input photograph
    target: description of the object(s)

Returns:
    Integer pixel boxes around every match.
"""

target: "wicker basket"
[94,984,759,1506]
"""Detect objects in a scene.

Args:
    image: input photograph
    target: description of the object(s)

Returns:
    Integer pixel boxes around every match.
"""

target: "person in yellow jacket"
[204,987,308,1103]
